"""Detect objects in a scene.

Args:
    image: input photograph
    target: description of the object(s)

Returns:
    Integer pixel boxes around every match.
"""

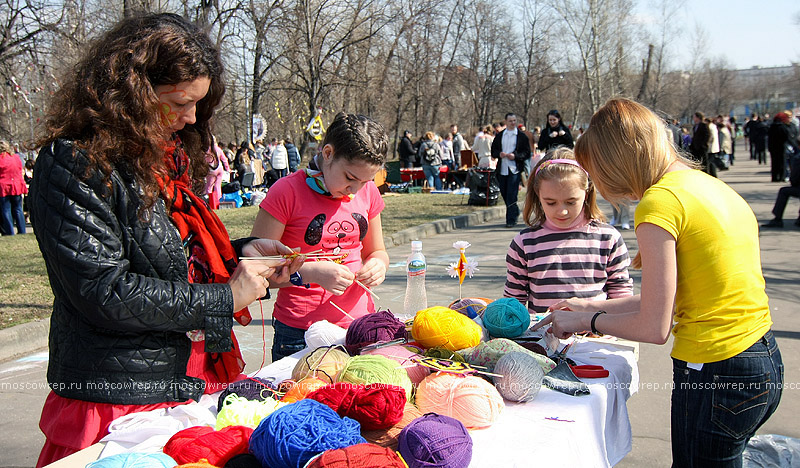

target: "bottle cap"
[411,240,422,251]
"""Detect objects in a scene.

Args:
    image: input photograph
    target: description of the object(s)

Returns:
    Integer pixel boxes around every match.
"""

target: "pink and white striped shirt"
[504,219,633,313]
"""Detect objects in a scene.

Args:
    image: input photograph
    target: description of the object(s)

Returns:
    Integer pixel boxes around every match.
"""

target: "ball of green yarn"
[335,354,413,400]
[424,347,466,363]
[460,338,556,372]
[482,298,530,338]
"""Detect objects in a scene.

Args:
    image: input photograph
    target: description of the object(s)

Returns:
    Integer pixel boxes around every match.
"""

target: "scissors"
[569,364,609,378]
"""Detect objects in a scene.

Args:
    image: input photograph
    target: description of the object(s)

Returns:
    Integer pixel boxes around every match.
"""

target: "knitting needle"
[353,279,380,299]
[329,301,355,321]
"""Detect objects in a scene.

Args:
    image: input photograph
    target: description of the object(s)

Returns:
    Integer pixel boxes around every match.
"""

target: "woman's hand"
[356,257,387,288]
[530,309,593,339]
[242,239,304,284]
[305,262,355,295]
[228,259,275,312]
[550,131,558,138]
[558,130,566,136]
[548,298,596,313]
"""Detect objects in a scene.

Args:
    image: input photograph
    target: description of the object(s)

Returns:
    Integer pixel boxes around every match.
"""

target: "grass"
[0,191,493,329]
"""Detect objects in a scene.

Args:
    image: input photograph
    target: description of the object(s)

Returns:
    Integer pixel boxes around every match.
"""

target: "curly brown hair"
[322,113,388,166]
[38,13,225,212]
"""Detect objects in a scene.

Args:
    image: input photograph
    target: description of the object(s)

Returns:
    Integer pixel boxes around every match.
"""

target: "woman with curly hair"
[29,13,301,466]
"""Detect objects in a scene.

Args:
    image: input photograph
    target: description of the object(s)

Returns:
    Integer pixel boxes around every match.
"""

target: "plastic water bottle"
[403,240,428,320]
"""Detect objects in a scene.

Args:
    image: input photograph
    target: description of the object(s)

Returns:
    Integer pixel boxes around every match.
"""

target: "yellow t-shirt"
[635,169,771,363]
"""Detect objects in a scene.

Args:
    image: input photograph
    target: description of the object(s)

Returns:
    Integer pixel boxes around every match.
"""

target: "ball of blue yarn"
[249,399,366,468]
[86,452,176,468]
[493,351,545,402]
[482,298,530,338]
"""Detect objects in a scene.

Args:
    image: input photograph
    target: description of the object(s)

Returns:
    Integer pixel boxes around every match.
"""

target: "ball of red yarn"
[305,443,406,467]
[163,425,253,466]
[345,311,406,354]
[361,402,424,450]
[307,382,406,430]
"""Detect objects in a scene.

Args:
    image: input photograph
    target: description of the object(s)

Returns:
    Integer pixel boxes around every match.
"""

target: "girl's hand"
[228,260,274,311]
[550,131,558,138]
[307,262,355,295]
[558,130,566,136]
[356,257,387,288]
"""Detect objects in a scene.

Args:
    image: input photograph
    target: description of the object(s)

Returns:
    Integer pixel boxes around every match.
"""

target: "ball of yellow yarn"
[411,306,482,351]
[416,372,504,429]
[292,346,351,384]
[215,394,288,430]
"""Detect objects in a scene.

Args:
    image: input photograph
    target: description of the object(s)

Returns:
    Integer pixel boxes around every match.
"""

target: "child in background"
[504,148,633,314]
[251,113,390,360]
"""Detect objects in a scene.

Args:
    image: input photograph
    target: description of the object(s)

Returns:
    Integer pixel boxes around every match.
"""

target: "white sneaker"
[621,224,631,230]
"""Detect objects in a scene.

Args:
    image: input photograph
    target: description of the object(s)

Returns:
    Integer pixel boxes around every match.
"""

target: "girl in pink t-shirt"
[252,113,390,361]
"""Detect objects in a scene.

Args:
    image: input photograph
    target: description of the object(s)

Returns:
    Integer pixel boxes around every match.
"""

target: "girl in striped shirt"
[504,148,633,313]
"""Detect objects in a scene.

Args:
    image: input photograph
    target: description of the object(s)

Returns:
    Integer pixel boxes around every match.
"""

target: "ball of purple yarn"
[217,377,278,412]
[345,310,406,354]
[398,413,473,468]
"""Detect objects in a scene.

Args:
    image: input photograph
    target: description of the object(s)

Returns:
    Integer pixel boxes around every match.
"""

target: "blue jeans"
[272,318,306,363]
[0,194,26,235]
[671,331,783,467]
[421,164,442,190]
[497,171,522,226]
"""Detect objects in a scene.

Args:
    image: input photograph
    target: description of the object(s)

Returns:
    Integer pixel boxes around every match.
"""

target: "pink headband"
[534,158,589,178]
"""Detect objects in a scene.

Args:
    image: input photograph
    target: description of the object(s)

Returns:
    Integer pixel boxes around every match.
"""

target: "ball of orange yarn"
[163,425,253,466]
[307,382,406,430]
[361,402,424,450]
[305,443,406,467]
[174,461,218,468]
[280,376,329,403]
[411,306,482,351]
[415,372,505,429]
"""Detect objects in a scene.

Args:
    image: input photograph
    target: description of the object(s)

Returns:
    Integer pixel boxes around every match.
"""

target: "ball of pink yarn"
[362,344,429,384]
[415,372,505,429]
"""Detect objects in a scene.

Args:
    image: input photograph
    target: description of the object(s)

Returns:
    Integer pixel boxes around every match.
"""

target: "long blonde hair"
[574,97,695,204]
[523,147,605,227]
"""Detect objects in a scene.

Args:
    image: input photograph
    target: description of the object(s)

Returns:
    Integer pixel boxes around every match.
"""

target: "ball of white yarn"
[493,351,545,402]
[304,320,347,349]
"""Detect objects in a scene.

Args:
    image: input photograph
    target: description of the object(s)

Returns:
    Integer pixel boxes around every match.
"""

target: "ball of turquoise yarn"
[482,298,530,338]
[86,453,176,468]
[249,399,366,468]
[493,352,545,402]
[335,354,413,400]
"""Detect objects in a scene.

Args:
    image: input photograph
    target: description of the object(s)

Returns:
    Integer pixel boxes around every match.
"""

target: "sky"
[638,1,800,70]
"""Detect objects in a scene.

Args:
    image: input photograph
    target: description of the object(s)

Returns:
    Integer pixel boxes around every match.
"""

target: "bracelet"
[289,272,310,288]
[591,310,607,335]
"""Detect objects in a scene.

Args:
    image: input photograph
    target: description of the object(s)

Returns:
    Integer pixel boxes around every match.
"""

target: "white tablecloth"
[95,339,638,467]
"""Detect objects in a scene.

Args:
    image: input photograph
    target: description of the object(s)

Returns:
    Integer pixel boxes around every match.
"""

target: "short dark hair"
[694,111,705,120]
[322,113,388,166]
[505,112,516,120]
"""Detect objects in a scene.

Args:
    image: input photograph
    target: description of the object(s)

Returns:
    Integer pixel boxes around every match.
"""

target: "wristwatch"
[290,272,310,288]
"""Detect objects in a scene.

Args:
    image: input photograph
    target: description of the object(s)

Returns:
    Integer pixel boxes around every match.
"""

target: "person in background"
[750,115,769,165]
[504,148,633,314]
[28,14,301,466]
[0,139,28,235]
[271,139,289,179]
[538,109,574,152]
[285,138,301,173]
[397,130,416,169]
[204,136,230,210]
[706,117,720,177]
[762,154,800,228]
[251,113,389,360]
[689,112,711,175]
[440,132,455,172]
[491,112,531,228]
[474,125,495,170]
[716,115,732,168]
[417,131,443,190]
[768,113,791,182]
[450,124,470,162]
[537,97,782,467]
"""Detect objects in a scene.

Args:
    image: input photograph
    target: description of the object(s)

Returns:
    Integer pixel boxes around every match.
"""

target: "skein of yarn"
[292,346,351,384]
[448,297,489,319]
[163,425,253,466]
[280,376,329,403]
[424,347,466,362]
[361,402,424,450]
[249,399,366,468]
[344,311,407,354]
[86,453,177,468]
[362,344,429,384]
[411,306,482,351]
[174,461,217,468]
[397,413,473,468]
[335,355,413,400]
[493,351,546,402]
[216,377,279,412]
[307,382,406,430]
[305,443,407,468]
[482,297,530,338]
[215,394,288,430]
[415,372,505,429]
[305,320,348,349]
[460,338,556,372]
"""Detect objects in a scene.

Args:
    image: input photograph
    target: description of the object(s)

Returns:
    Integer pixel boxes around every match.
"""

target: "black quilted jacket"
[29,139,239,404]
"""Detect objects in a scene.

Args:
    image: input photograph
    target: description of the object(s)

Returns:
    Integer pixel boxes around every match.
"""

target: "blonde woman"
[535,98,782,466]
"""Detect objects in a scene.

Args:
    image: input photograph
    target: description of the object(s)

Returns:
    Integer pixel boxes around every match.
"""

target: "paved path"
[1,146,798,467]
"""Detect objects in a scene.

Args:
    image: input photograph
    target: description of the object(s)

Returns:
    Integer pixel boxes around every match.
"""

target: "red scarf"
[160,135,250,387]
